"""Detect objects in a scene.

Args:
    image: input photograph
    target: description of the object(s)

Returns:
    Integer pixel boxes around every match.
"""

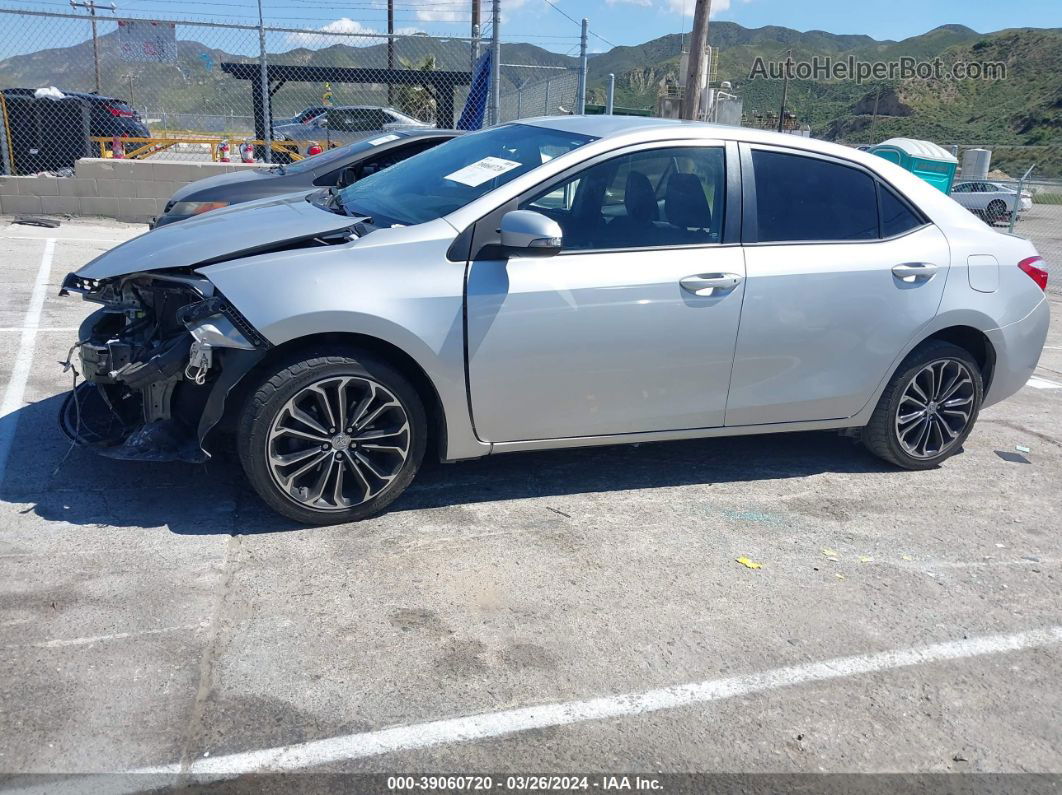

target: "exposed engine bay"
[59,271,268,462]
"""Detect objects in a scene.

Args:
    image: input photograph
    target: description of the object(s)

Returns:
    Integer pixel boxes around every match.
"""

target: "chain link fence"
[0,6,584,169]
[947,150,1062,295]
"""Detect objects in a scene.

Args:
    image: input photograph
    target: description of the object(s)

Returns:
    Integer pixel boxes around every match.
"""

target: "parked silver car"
[273,105,430,153]
[951,180,1033,223]
[59,116,1051,525]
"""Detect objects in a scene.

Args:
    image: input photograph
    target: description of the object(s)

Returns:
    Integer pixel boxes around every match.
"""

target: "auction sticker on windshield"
[368,134,401,146]
[444,156,522,187]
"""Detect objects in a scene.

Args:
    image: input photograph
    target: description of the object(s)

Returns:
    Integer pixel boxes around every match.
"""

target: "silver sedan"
[61,116,1051,524]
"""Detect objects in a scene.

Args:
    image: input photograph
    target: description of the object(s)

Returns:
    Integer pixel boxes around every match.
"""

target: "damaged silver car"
[59,117,1050,525]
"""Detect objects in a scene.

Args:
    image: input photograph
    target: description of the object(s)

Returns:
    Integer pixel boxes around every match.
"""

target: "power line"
[537,0,615,49]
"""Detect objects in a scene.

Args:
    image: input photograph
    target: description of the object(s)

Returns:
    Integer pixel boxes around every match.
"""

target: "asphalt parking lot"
[1,217,1061,790]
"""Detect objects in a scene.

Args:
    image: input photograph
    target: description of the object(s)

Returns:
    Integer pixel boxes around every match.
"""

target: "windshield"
[336,123,595,226]
[274,132,406,175]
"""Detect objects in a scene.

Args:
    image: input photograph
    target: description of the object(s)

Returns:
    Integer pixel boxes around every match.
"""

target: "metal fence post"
[606,73,615,115]
[489,0,501,126]
[544,78,550,115]
[1009,164,1035,234]
[255,0,272,163]
[577,18,588,115]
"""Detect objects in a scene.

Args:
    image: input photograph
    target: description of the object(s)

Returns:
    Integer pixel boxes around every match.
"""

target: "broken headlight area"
[58,271,267,463]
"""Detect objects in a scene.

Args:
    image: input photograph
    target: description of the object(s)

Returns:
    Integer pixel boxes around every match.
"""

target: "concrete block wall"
[0,159,268,223]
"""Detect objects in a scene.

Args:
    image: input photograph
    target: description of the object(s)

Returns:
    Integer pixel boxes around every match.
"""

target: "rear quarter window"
[878,184,925,238]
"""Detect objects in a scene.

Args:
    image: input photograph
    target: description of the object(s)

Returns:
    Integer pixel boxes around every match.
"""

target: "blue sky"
[1,0,1060,58]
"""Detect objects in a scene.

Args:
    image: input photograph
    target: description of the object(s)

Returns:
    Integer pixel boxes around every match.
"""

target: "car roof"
[517,114,896,163]
[394,128,463,139]
[324,105,405,112]
[2,88,122,103]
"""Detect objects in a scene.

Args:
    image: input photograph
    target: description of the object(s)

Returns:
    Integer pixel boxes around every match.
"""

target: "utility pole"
[576,18,588,115]
[471,0,480,63]
[777,48,792,132]
[387,0,395,105]
[255,0,271,162]
[70,0,114,94]
[489,0,500,126]
[682,0,710,120]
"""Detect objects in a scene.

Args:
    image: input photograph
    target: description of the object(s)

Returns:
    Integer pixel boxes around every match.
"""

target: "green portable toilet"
[868,138,958,194]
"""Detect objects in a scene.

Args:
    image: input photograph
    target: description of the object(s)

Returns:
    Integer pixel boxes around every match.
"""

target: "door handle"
[680,273,743,296]
[892,262,938,283]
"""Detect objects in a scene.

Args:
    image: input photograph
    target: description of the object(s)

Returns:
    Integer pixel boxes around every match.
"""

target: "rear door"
[725,144,950,426]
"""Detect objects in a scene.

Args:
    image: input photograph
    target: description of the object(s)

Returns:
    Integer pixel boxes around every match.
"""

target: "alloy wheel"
[893,358,975,460]
[266,375,411,511]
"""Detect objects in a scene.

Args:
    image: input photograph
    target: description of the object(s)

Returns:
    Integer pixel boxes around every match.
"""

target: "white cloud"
[286,17,383,48]
[420,0,528,23]
[605,0,732,17]
[668,0,731,16]
[415,7,465,22]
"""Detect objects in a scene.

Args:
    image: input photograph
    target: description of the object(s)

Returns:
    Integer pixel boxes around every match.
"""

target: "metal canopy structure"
[220,62,473,144]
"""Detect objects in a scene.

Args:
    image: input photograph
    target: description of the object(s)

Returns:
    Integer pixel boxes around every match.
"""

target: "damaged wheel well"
[217,332,449,461]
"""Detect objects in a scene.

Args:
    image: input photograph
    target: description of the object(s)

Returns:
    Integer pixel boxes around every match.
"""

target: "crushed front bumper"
[58,273,268,463]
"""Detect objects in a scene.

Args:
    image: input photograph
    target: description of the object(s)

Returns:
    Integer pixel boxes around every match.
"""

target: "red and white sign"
[118,20,177,63]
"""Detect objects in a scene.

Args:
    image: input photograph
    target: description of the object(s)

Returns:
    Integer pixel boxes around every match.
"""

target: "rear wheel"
[237,349,426,524]
[985,199,1007,224]
[861,341,983,470]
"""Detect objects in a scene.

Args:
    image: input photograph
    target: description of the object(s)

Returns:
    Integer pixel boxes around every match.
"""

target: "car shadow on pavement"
[395,430,894,513]
[1,393,896,535]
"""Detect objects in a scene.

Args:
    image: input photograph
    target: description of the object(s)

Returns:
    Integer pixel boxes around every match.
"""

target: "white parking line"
[0,238,55,487]
[11,625,1061,792]
[3,623,208,650]
[1,233,135,244]
[1027,376,1062,390]
[0,327,78,333]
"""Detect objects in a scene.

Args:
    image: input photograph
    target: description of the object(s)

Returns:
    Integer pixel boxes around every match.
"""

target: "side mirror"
[500,210,563,257]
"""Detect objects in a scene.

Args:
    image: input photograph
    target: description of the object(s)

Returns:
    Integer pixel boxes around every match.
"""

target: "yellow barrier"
[89,136,311,162]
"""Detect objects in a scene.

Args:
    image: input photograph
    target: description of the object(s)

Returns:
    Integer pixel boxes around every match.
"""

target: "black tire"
[236,347,426,525]
[861,341,983,470]
[986,199,1007,225]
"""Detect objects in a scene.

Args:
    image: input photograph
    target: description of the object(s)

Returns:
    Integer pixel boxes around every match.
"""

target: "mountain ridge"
[1,19,1058,173]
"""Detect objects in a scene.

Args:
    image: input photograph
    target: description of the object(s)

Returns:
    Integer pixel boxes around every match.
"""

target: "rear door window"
[752,149,878,242]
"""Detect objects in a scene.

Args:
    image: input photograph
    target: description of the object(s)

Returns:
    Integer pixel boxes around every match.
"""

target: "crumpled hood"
[75,192,358,280]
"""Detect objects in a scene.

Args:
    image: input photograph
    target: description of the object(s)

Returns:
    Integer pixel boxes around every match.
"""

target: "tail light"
[1018,256,1048,291]
[106,105,135,118]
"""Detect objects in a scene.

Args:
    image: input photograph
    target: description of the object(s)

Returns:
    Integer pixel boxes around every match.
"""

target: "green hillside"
[583,23,1060,175]
[1,20,1059,174]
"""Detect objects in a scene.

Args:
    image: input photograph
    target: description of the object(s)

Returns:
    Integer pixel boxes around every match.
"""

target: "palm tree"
[393,54,438,123]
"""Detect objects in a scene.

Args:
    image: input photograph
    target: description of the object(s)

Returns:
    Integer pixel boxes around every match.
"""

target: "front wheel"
[237,349,426,525]
[861,341,983,470]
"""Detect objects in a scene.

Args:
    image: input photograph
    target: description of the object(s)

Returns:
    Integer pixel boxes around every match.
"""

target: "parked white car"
[274,106,430,153]
[951,181,1033,223]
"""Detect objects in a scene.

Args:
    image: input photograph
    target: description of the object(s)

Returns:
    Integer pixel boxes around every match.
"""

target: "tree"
[393,55,439,123]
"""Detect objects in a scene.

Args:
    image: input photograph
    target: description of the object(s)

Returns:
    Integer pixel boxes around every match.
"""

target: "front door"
[466,143,746,443]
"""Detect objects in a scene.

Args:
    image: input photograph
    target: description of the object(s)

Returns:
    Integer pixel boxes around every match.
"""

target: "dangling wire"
[53,341,85,476]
